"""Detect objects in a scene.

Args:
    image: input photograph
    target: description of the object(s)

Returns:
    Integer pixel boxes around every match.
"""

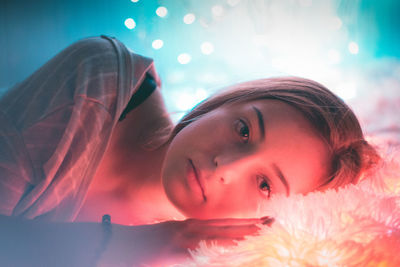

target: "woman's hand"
[101,216,274,266]
[158,216,274,250]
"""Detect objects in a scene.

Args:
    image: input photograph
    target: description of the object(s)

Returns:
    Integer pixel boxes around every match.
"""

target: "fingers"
[178,225,259,250]
[260,216,275,226]
[169,216,275,251]
[202,224,261,239]
[184,223,261,243]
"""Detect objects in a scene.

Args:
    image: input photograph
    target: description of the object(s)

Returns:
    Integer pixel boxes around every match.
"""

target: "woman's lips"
[188,159,207,202]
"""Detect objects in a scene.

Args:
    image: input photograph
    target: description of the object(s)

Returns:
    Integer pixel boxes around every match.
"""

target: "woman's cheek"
[210,121,232,145]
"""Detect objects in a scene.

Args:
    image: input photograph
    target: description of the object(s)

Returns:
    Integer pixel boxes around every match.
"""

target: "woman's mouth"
[188,159,207,202]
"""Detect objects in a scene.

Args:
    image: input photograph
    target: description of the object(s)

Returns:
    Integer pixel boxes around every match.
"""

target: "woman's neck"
[113,142,185,224]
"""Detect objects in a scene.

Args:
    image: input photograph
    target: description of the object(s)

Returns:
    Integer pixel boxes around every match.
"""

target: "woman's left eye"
[257,175,271,198]
[235,119,250,143]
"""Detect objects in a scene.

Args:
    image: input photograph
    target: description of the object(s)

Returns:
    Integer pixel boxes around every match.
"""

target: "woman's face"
[161,99,331,219]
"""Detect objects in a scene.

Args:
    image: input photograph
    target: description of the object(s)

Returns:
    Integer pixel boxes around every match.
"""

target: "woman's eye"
[235,119,250,143]
[257,175,271,198]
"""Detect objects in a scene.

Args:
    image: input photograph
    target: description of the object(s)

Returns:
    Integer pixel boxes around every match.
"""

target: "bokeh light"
[211,5,224,17]
[183,13,196,24]
[2,0,400,128]
[177,53,191,64]
[348,41,359,54]
[200,42,214,55]
[152,39,163,50]
[329,16,343,31]
[156,6,168,18]
[124,18,136,30]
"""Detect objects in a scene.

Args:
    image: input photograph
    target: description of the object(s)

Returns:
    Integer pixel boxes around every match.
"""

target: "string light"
[183,13,196,24]
[124,18,136,30]
[348,42,359,54]
[139,0,372,124]
[200,42,214,55]
[329,16,342,31]
[152,39,164,50]
[156,6,168,18]
[177,53,192,64]
[211,5,224,17]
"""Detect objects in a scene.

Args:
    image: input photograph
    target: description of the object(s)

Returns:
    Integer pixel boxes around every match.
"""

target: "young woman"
[0,36,379,266]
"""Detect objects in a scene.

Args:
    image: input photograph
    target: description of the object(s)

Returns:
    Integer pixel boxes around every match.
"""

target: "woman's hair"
[169,76,380,190]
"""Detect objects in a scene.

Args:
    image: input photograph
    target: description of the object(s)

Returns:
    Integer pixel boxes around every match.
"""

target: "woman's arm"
[0,214,171,266]
[0,215,103,266]
[0,215,271,266]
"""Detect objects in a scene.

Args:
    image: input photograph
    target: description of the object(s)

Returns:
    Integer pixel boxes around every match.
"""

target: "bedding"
[177,145,400,266]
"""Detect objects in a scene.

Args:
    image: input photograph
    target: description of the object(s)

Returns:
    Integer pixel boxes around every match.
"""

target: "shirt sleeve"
[0,36,158,221]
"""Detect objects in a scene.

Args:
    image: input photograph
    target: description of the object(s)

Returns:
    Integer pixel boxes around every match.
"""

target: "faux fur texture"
[178,147,400,267]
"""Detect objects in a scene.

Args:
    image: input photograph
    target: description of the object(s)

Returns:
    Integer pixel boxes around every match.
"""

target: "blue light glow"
[124,18,136,30]
[348,42,359,54]
[177,53,191,64]
[156,6,168,18]
[2,0,400,124]
[152,39,164,50]
[200,42,214,55]
[183,13,196,24]
[211,5,224,17]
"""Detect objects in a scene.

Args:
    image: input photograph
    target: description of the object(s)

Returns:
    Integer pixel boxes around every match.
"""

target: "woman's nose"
[214,149,245,167]
[213,153,253,184]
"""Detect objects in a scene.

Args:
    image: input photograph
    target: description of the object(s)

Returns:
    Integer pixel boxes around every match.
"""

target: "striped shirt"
[0,36,160,221]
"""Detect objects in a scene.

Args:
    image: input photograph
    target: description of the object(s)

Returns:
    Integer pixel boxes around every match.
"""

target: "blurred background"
[1,0,399,137]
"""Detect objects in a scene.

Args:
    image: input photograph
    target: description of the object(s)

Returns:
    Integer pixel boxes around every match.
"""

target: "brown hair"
[169,77,380,190]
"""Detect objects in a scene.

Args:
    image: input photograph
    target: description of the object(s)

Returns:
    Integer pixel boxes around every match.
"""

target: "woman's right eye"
[257,175,271,198]
[234,119,250,143]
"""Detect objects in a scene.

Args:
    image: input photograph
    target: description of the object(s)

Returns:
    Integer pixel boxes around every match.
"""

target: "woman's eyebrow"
[252,106,265,141]
[272,163,290,196]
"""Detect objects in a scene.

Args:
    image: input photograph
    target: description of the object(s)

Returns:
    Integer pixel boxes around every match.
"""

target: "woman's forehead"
[221,99,310,125]
[224,98,297,112]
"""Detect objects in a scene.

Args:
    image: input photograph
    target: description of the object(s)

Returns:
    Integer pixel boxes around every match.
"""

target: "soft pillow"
[181,147,400,267]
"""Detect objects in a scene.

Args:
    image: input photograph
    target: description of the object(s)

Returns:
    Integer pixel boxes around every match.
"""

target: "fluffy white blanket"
[179,146,400,267]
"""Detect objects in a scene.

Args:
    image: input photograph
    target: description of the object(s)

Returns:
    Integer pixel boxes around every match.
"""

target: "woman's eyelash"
[257,175,271,198]
[235,119,250,143]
